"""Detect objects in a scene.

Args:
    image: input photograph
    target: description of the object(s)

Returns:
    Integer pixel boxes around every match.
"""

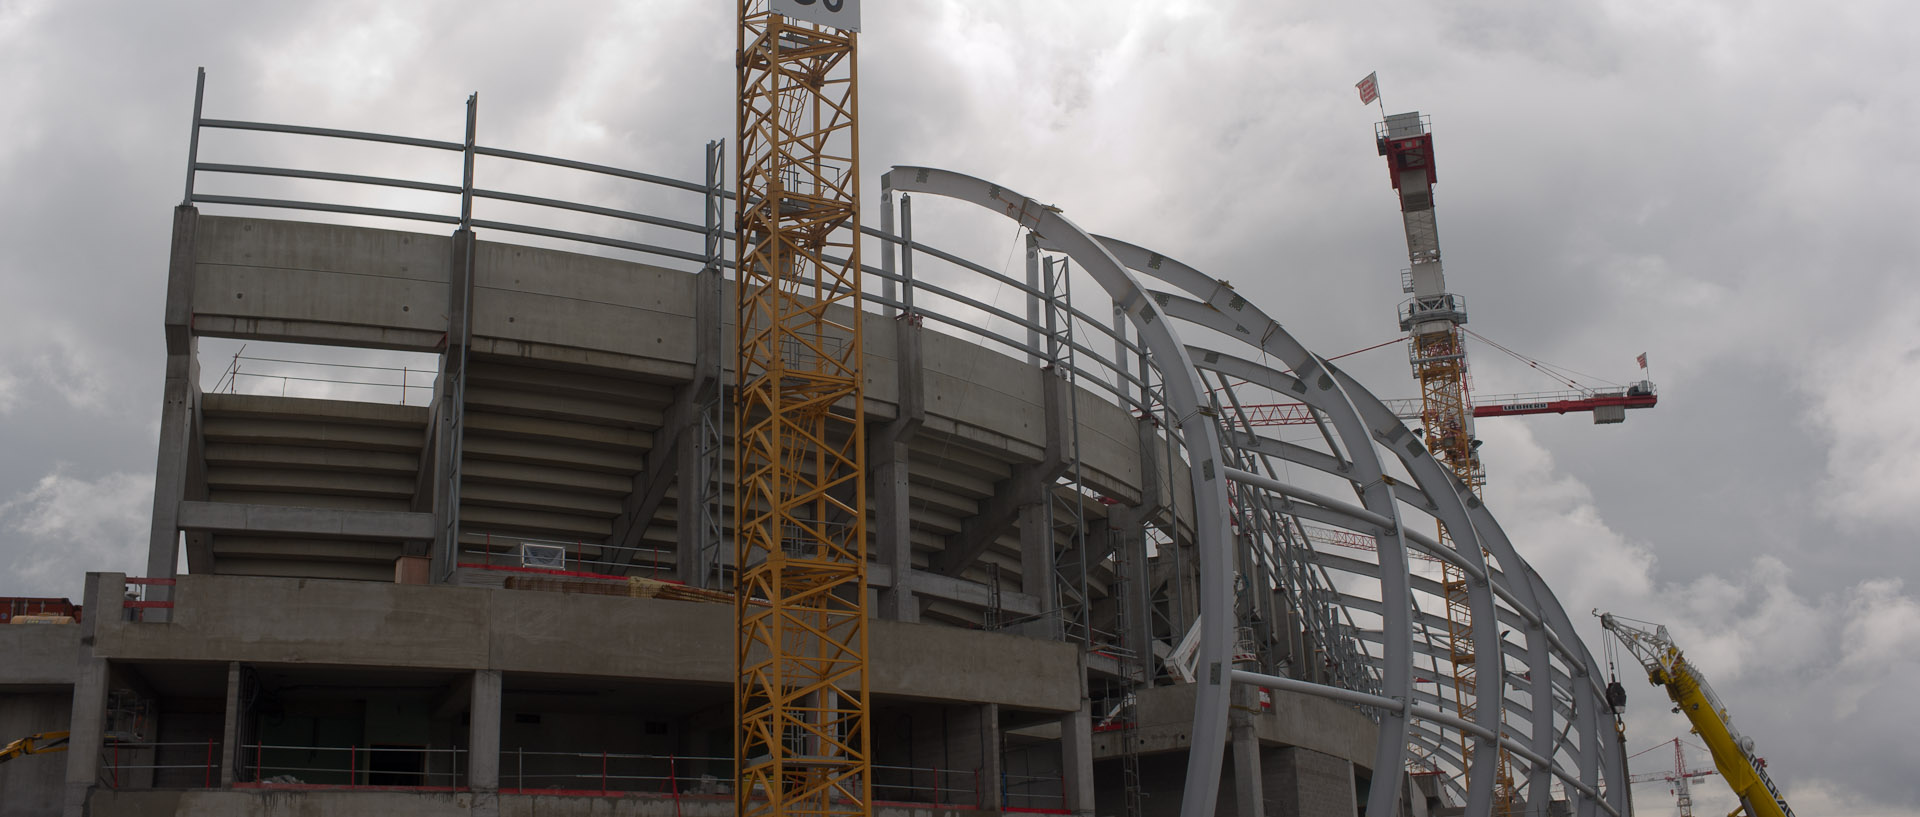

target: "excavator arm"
[1599,613,1795,817]
[0,731,68,764]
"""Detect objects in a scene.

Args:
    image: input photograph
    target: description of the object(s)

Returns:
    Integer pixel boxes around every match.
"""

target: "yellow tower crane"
[734,2,871,817]
[1600,613,1796,817]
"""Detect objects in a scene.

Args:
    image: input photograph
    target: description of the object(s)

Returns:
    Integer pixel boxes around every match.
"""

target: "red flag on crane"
[1637,352,1648,369]
[1356,72,1380,104]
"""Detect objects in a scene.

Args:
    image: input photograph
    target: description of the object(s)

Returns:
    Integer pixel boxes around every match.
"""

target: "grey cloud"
[2,0,1915,810]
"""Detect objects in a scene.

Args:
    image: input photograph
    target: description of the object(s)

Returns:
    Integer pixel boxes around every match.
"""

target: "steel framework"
[165,71,1636,813]
[734,4,871,817]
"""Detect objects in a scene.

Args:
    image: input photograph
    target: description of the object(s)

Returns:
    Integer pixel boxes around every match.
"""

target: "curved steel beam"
[885,166,1239,817]
[1107,242,1620,816]
[1092,248,1432,815]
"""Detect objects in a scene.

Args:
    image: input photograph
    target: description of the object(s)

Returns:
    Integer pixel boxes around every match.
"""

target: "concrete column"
[1110,505,1155,684]
[469,669,502,792]
[874,443,916,622]
[431,229,476,581]
[673,412,710,586]
[1060,698,1095,817]
[876,311,925,622]
[149,207,201,601]
[63,573,119,817]
[1016,502,1058,638]
[145,355,198,604]
[974,704,1003,809]
[1230,684,1266,817]
[674,243,724,588]
[219,662,241,788]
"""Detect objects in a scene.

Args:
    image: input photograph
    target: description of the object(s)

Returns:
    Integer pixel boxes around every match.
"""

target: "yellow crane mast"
[734,3,870,817]
[1374,110,1520,812]
[1600,613,1796,817]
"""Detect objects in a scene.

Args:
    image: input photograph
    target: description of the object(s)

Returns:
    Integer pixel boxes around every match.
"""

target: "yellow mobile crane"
[0,731,68,764]
[1599,613,1796,817]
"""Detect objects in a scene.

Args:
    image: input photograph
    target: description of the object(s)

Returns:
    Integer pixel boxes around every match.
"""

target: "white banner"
[772,0,860,32]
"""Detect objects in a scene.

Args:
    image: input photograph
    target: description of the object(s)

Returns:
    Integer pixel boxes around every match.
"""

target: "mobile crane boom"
[0,731,68,764]
[1599,613,1796,817]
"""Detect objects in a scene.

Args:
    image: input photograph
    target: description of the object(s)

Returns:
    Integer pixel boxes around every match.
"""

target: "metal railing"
[871,763,980,807]
[499,749,980,807]
[179,69,1154,419]
[241,743,467,789]
[502,748,710,796]
[1002,772,1068,810]
[121,577,174,621]
[211,349,435,406]
[99,739,222,790]
[458,533,674,580]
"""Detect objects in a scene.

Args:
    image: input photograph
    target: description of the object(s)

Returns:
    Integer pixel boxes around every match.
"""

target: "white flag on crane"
[1356,72,1379,105]
[1637,352,1648,369]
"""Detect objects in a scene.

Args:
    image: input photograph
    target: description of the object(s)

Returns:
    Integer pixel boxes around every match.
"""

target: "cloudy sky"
[2,0,1915,813]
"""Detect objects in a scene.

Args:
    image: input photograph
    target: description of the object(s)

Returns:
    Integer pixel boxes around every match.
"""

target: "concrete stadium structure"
[0,86,1629,817]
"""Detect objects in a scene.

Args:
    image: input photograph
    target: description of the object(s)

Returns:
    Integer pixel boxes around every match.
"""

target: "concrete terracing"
[0,205,1390,817]
[171,215,1161,608]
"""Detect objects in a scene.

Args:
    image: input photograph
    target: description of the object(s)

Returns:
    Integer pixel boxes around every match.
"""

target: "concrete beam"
[934,370,1070,578]
[178,501,434,540]
[901,569,1042,619]
[607,385,697,569]
[164,206,198,356]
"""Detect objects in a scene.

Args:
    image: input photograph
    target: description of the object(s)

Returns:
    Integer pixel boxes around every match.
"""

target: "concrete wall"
[88,574,1080,713]
[1104,683,1378,773]
[1111,745,1359,817]
[1265,746,1358,817]
[0,691,71,817]
[191,218,451,352]
[0,625,80,686]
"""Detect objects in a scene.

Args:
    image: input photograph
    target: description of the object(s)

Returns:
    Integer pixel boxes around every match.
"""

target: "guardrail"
[458,533,674,580]
[240,743,467,790]
[121,578,174,622]
[1002,772,1068,810]
[211,348,434,406]
[499,750,979,807]
[179,68,1153,417]
[100,739,222,790]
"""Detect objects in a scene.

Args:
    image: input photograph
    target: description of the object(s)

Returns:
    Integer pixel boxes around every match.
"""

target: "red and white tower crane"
[1628,737,1719,817]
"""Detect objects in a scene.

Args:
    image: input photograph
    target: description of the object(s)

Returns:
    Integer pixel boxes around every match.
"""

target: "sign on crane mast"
[772,0,860,31]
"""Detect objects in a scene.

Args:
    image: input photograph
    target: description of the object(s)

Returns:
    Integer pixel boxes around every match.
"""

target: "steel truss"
[734,4,870,817]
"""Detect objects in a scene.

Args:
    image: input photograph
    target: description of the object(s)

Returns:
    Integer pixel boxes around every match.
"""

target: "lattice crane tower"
[735,2,871,817]
[1376,111,1520,812]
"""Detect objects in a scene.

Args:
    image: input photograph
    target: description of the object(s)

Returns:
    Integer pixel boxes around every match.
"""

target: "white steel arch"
[886,165,1627,817]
